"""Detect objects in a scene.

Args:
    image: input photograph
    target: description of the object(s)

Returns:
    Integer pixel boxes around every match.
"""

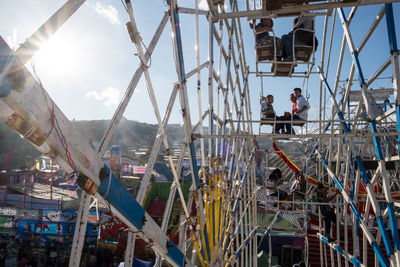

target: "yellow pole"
[199,192,209,265]
[217,174,227,258]
[191,232,206,267]
[224,255,235,267]
[214,172,221,256]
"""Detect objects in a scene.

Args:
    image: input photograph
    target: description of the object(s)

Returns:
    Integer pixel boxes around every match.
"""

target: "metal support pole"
[319,67,389,267]
[214,0,399,20]
[316,150,388,267]
[224,227,258,267]
[207,14,215,160]
[168,1,210,264]
[317,233,365,267]
[385,3,400,153]
[385,3,400,263]
[338,7,396,264]
[69,191,91,267]
[97,12,169,157]
[15,0,86,64]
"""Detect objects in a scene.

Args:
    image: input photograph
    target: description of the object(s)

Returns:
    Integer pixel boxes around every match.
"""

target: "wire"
[31,61,54,138]
[30,61,77,171]
[119,0,128,12]
[134,39,152,69]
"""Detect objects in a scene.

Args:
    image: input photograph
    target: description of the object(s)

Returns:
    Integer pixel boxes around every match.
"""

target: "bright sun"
[33,32,82,76]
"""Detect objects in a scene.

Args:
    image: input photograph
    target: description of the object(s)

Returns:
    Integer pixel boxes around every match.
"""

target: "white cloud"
[94,2,120,25]
[86,86,120,107]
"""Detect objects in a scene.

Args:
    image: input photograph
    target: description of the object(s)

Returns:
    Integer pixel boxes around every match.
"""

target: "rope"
[30,61,76,171]
[134,38,152,69]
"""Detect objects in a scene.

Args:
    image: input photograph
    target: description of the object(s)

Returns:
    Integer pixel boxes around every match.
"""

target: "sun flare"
[33,32,82,76]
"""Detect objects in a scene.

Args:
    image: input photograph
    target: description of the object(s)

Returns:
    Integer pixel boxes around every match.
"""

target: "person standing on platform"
[316,182,339,242]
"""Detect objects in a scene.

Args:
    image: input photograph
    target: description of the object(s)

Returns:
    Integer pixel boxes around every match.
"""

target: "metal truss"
[0,0,399,267]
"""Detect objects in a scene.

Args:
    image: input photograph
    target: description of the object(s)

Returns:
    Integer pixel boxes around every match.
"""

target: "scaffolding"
[0,0,400,266]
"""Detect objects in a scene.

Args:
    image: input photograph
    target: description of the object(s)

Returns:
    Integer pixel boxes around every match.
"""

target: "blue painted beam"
[397,105,400,158]
[385,4,398,53]
[316,151,388,267]
[98,165,186,266]
[369,121,384,160]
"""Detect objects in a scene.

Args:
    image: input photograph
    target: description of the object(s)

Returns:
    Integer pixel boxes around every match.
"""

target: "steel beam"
[15,0,86,64]
[214,0,399,20]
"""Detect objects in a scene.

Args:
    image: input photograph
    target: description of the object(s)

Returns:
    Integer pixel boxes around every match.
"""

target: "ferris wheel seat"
[294,45,313,62]
[271,62,295,76]
[257,46,276,61]
[256,36,283,62]
[260,117,275,125]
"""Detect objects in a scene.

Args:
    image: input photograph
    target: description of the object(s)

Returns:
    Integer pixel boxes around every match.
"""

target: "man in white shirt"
[294,16,314,31]
[292,88,310,121]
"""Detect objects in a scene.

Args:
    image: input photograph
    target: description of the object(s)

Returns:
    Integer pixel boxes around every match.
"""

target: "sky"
[0,1,399,131]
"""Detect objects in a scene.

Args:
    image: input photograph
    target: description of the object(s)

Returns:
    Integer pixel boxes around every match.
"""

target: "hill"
[0,118,185,169]
[73,118,186,153]
[0,117,278,170]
